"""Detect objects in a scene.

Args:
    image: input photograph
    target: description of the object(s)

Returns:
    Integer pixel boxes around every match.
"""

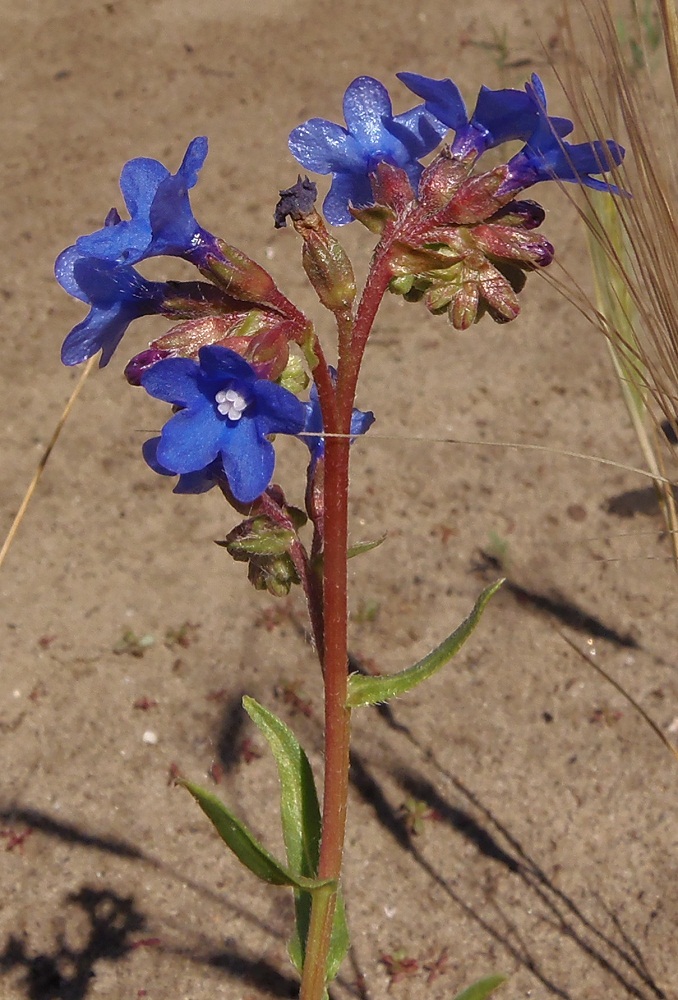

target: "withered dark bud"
[274,176,318,229]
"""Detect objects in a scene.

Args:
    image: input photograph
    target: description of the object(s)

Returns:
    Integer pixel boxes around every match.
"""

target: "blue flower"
[301,377,375,468]
[140,345,306,504]
[288,76,445,225]
[56,248,169,366]
[397,71,572,159]
[501,75,625,194]
[68,137,219,268]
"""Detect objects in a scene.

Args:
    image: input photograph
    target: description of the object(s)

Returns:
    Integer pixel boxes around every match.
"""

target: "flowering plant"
[56,69,623,1000]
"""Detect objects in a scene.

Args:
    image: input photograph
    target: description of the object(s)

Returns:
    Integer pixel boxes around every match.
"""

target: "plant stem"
[298,251,393,1000]
[299,425,351,1000]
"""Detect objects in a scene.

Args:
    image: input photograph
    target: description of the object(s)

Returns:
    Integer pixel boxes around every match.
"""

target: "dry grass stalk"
[552,0,678,566]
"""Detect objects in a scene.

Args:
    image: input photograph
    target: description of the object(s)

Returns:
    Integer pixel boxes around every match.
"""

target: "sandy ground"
[1,2,677,999]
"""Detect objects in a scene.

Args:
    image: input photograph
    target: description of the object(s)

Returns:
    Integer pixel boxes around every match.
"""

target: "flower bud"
[300,222,356,313]
[418,148,473,210]
[201,240,281,308]
[369,162,415,215]
[433,165,514,225]
[225,517,296,558]
[125,347,174,385]
[219,515,301,597]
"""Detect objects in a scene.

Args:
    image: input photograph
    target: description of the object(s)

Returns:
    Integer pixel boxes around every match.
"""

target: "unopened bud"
[293,213,356,313]
[201,240,280,307]
[224,517,296,559]
[434,165,514,225]
[219,515,301,597]
[125,347,174,385]
[418,148,473,210]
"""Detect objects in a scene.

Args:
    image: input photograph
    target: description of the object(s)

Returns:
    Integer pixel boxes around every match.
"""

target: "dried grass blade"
[0,357,96,571]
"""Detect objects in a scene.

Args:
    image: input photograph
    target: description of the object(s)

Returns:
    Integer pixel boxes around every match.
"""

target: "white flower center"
[215,387,249,421]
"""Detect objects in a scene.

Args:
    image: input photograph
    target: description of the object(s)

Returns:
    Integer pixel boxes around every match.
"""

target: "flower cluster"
[55,139,317,505]
[287,71,624,327]
[56,68,624,507]
[289,72,624,226]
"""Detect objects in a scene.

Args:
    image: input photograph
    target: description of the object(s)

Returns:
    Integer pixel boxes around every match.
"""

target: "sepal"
[432,165,514,225]
[418,148,475,209]
[369,162,416,216]
[349,203,396,234]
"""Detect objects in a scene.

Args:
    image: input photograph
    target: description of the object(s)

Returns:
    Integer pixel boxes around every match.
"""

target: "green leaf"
[312,534,387,577]
[242,697,321,878]
[347,534,387,560]
[287,886,349,982]
[242,697,350,981]
[346,580,503,708]
[179,779,330,891]
[326,889,350,981]
[452,974,507,1000]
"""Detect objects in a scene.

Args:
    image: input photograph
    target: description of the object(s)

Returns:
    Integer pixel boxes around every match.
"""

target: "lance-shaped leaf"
[452,974,507,1000]
[242,697,321,877]
[347,534,387,560]
[311,535,387,578]
[346,580,503,708]
[179,779,330,890]
[242,698,350,980]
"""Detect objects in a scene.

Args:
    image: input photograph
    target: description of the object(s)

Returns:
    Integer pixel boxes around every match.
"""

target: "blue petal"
[251,379,306,436]
[61,302,129,367]
[323,171,373,226]
[342,76,395,150]
[397,72,468,130]
[59,257,166,366]
[176,136,209,188]
[142,436,219,494]
[142,436,171,476]
[389,105,448,156]
[75,215,151,263]
[471,86,538,144]
[155,403,223,474]
[550,139,625,179]
[197,344,257,384]
[289,119,363,174]
[119,156,169,220]
[148,137,209,256]
[220,416,275,503]
[350,406,375,439]
[55,246,88,302]
[141,357,206,407]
